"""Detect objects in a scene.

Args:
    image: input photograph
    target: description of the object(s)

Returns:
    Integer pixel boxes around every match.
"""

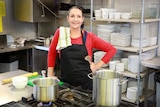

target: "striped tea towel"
[56,26,71,50]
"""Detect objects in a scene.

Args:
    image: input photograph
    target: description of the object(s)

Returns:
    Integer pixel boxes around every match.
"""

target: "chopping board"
[2,72,38,85]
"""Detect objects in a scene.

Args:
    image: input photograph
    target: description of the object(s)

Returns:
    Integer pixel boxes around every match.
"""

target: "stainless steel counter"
[0,70,33,105]
[0,44,34,53]
[0,44,49,53]
[141,56,160,69]
[34,45,49,51]
[141,56,160,107]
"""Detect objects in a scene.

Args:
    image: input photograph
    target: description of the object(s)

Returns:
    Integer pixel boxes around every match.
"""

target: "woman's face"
[67,8,84,29]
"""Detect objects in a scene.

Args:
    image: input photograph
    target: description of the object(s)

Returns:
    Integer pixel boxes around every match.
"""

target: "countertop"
[34,45,49,51]
[141,56,160,69]
[0,42,49,53]
[0,70,33,105]
[0,43,34,53]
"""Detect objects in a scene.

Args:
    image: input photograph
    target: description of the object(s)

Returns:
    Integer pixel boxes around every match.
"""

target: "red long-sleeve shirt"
[48,28,116,67]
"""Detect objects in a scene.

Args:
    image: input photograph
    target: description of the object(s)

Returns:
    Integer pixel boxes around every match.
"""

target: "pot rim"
[88,69,123,79]
[32,77,60,87]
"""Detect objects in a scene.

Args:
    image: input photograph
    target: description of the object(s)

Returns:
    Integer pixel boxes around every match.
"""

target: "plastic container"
[149,4,158,18]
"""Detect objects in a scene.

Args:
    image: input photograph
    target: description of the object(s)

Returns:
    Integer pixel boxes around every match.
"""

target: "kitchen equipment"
[32,77,60,102]
[15,37,28,47]
[12,76,28,89]
[121,77,128,93]
[2,83,94,107]
[88,69,127,106]
[14,0,59,22]
[126,86,143,100]
[84,55,92,64]
[128,55,145,73]
[149,3,158,18]
[116,63,124,73]
[109,60,120,71]
[100,8,109,19]
[0,34,14,45]
[111,33,131,47]
[121,58,128,70]
[109,61,117,71]
[2,72,38,84]
[41,70,46,77]
[94,10,102,18]
[27,75,42,87]
[121,12,132,19]
[114,12,121,19]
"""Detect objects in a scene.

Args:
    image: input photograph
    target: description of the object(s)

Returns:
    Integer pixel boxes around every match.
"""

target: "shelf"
[94,17,140,23]
[94,18,160,23]
[144,18,160,22]
[115,45,158,53]
[121,89,154,104]
[122,70,146,79]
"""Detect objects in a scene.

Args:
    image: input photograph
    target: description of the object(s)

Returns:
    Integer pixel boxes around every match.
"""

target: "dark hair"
[68,5,84,16]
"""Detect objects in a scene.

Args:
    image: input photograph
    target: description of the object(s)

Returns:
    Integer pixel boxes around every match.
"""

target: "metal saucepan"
[88,69,127,107]
[32,77,60,102]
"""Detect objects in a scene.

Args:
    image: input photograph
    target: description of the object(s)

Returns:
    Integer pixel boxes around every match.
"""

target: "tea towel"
[56,26,71,50]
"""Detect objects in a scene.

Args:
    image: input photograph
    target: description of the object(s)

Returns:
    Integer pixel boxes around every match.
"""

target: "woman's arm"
[86,32,116,72]
[47,29,60,77]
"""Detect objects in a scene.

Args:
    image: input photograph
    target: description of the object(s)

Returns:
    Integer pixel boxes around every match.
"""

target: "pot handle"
[87,73,93,79]
[118,79,128,86]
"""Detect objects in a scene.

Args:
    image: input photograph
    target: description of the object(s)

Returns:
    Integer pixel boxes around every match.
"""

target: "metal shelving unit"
[89,0,160,107]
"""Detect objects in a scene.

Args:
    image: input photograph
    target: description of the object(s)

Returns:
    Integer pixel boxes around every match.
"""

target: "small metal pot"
[88,69,127,107]
[32,77,59,102]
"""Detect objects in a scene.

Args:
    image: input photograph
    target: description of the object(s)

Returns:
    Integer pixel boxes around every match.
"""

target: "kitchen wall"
[1,0,160,55]
[0,0,37,40]
[0,0,57,40]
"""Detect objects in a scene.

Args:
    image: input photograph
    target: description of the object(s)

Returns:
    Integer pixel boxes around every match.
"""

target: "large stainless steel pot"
[88,69,126,107]
[32,77,59,102]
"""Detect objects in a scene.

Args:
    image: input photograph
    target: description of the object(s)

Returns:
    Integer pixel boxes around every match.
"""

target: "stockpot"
[88,69,127,107]
[32,77,59,102]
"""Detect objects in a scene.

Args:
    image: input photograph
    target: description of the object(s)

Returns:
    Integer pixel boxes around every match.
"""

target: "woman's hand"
[47,67,58,78]
[89,60,105,73]
[90,62,98,73]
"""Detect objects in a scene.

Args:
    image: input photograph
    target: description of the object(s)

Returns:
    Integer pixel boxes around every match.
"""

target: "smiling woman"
[47,5,116,90]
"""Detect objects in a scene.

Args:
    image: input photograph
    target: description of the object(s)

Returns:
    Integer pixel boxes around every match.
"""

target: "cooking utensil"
[41,70,46,78]
[88,69,127,107]
[84,55,92,64]
[32,77,60,102]
[2,72,38,85]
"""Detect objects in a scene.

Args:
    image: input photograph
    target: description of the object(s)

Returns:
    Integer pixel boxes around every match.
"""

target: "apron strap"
[82,30,87,44]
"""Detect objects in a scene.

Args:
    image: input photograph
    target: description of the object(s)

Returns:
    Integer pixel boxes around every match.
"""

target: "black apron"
[60,31,92,90]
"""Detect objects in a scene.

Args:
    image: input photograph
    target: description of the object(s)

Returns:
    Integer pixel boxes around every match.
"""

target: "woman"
[47,5,116,90]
